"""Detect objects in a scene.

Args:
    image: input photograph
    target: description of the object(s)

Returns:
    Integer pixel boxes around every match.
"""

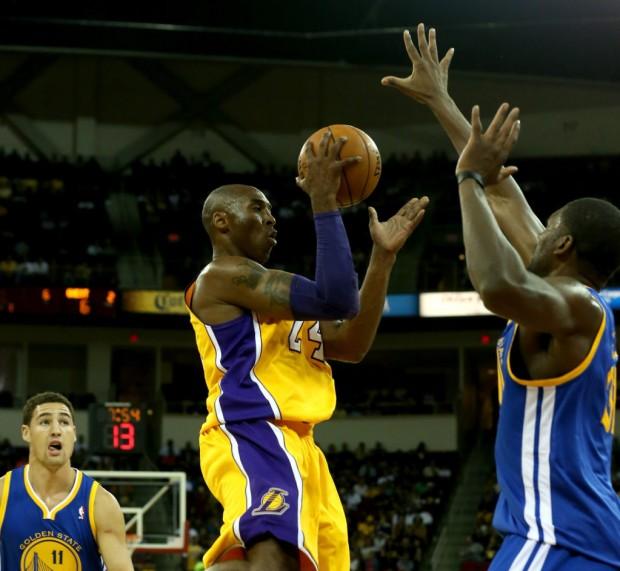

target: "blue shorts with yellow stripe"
[491,535,620,570]
[199,420,348,571]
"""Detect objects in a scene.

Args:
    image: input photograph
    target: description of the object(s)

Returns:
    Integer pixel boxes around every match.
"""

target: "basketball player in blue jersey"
[185,132,428,571]
[0,391,134,570]
[384,24,620,571]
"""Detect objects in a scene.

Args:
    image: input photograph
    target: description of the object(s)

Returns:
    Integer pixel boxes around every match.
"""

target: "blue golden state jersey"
[0,465,105,570]
[186,284,336,432]
[494,288,620,566]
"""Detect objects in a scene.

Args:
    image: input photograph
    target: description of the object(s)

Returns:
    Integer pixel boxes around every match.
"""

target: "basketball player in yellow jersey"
[0,391,134,570]
[185,132,429,571]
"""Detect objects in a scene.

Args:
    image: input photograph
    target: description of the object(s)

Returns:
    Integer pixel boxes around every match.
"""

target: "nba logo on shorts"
[251,487,290,516]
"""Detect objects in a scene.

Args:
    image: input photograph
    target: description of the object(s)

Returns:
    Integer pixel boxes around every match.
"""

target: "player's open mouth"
[48,441,62,455]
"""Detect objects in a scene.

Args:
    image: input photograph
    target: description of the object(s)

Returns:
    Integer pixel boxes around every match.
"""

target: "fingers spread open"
[368,206,379,226]
[318,130,338,157]
[509,119,521,146]
[401,195,429,219]
[497,165,519,183]
[397,197,419,218]
[440,47,455,72]
[404,30,422,64]
[471,105,483,137]
[428,28,440,63]
[381,76,407,88]
[498,108,520,145]
[332,156,362,170]
[412,209,426,227]
[302,141,315,160]
[329,135,348,159]
[417,23,432,60]
[486,102,510,138]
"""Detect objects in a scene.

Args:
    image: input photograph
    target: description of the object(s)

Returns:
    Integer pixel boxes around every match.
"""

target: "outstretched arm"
[455,103,598,336]
[95,486,134,571]
[381,23,544,265]
[322,196,428,362]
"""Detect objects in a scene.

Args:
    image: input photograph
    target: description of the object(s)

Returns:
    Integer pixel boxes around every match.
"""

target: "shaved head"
[202,185,259,238]
[201,183,276,262]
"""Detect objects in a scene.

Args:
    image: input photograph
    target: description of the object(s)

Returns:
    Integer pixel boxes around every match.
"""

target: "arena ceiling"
[0,2,617,168]
[1,1,619,81]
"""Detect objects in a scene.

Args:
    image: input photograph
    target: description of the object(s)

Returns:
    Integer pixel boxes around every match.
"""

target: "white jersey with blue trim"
[493,288,620,567]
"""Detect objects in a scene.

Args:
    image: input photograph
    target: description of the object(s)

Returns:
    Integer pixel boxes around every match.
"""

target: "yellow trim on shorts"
[0,471,12,533]
[507,307,606,387]
[89,480,100,539]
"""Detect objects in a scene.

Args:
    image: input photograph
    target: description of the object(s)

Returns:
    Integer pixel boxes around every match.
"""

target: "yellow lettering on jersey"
[20,536,82,570]
[601,365,617,434]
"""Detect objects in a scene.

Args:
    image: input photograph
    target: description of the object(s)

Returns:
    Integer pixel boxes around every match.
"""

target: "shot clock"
[88,402,153,454]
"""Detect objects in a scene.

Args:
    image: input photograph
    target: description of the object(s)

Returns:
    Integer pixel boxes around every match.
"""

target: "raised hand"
[381,23,454,105]
[296,131,360,211]
[456,103,521,186]
[369,196,429,255]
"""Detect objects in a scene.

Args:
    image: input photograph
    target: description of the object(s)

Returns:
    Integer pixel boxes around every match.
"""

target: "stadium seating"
[459,440,620,570]
[2,150,619,291]
[0,439,458,570]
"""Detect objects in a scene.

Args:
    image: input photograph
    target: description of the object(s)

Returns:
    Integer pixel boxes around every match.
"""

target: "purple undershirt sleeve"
[289,211,360,320]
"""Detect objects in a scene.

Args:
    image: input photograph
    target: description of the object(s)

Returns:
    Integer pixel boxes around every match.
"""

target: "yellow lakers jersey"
[186,287,336,432]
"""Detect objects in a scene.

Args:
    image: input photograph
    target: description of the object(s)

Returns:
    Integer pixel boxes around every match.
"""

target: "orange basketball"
[297,124,382,208]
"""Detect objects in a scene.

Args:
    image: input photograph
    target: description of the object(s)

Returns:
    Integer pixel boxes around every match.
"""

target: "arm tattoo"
[231,260,265,289]
[231,262,292,308]
[262,272,293,307]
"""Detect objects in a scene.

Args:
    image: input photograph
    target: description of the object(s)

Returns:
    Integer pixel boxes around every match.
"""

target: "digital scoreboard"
[88,402,152,454]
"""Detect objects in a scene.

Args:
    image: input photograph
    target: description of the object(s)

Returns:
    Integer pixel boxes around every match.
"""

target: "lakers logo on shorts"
[21,537,82,570]
[251,487,290,516]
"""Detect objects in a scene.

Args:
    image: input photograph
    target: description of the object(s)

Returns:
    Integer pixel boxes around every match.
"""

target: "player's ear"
[21,424,31,444]
[212,211,230,233]
[554,234,573,256]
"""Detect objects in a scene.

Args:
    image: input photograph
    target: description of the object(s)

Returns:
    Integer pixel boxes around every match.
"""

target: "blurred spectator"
[73,434,88,467]
[0,257,17,284]
[159,438,178,469]
[185,529,204,571]
[4,429,617,570]
[0,438,14,461]
[2,149,618,292]
[460,476,504,570]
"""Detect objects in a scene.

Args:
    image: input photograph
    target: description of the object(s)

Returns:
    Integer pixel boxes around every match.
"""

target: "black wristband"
[456,170,485,189]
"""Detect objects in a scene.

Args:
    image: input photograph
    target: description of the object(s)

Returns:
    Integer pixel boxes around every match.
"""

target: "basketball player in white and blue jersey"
[453,104,620,570]
[0,392,134,570]
[385,25,620,570]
